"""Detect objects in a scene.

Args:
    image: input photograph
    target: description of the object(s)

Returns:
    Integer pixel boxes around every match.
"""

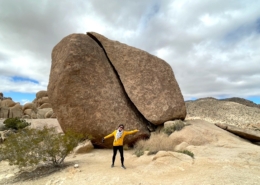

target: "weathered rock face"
[48,34,151,147]
[87,32,186,125]
[0,98,23,118]
[9,103,23,118]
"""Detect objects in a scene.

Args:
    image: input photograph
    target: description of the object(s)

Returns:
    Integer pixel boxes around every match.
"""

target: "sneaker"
[111,164,114,168]
[121,165,126,169]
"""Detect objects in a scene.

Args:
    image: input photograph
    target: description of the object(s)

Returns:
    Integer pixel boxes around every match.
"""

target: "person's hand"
[102,138,104,143]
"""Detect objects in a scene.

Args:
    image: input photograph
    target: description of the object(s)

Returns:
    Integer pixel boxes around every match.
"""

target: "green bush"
[162,120,185,136]
[3,118,30,130]
[0,126,84,168]
[177,150,194,158]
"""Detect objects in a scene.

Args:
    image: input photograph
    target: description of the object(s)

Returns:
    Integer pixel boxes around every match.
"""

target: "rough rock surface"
[9,104,23,118]
[88,32,186,125]
[48,34,150,147]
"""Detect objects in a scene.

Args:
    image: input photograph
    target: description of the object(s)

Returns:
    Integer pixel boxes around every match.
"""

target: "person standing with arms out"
[102,124,139,169]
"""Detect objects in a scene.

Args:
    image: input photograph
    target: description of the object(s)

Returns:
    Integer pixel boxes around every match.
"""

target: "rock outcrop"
[48,32,187,147]
[215,123,260,142]
[48,33,152,147]
[0,98,23,118]
[0,91,55,119]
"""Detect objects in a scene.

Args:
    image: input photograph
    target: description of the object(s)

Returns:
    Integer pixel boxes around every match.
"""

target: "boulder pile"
[48,32,186,147]
[0,96,23,119]
[0,91,55,119]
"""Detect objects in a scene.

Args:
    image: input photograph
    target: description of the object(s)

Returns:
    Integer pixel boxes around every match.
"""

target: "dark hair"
[118,124,124,128]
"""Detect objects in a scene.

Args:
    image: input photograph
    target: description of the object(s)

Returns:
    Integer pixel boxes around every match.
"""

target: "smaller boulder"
[37,97,49,106]
[24,109,33,116]
[39,103,52,109]
[37,108,52,119]
[36,90,48,99]
[45,109,53,118]
[23,103,37,112]
[1,99,16,107]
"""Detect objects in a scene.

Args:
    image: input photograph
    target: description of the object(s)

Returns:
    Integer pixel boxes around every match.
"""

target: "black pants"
[112,146,124,165]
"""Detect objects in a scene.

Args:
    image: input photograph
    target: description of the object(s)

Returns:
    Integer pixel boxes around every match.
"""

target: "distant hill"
[185,97,260,130]
[220,97,260,109]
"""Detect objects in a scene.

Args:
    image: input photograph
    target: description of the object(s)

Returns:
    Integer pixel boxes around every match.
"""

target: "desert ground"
[1,119,260,185]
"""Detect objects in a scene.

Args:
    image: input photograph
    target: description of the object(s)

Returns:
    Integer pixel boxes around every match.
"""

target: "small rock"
[74,164,79,168]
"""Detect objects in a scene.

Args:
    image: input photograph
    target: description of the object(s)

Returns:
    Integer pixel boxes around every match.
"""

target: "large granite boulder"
[48,34,150,147]
[87,32,186,125]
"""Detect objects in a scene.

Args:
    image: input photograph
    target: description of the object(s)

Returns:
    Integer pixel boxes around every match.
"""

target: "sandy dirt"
[1,119,260,185]
[1,143,260,185]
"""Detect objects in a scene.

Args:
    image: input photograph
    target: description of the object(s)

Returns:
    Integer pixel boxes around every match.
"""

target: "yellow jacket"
[104,129,138,146]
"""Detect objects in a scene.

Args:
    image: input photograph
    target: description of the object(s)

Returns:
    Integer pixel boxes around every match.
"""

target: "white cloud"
[0,0,260,103]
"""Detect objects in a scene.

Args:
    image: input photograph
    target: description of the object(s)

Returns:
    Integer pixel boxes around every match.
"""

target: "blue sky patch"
[3,92,36,105]
[11,76,39,84]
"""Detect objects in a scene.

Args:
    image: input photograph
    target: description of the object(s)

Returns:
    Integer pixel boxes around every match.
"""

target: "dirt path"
[1,145,260,185]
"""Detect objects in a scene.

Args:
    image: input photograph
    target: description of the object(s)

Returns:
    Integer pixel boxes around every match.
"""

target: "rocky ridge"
[186,97,260,130]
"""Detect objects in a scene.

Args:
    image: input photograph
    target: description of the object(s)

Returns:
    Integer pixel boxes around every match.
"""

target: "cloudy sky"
[0,0,260,105]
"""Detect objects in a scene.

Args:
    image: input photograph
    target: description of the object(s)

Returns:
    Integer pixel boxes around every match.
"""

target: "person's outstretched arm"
[102,130,116,142]
[124,129,139,136]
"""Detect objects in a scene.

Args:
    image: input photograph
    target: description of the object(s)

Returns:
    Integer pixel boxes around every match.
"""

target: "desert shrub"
[3,118,30,130]
[134,133,175,157]
[162,120,185,136]
[177,150,194,158]
[134,139,146,157]
[0,126,84,168]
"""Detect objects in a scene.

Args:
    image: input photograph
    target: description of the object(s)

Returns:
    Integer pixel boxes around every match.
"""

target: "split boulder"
[48,34,150,147]
[88,32,186,125]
